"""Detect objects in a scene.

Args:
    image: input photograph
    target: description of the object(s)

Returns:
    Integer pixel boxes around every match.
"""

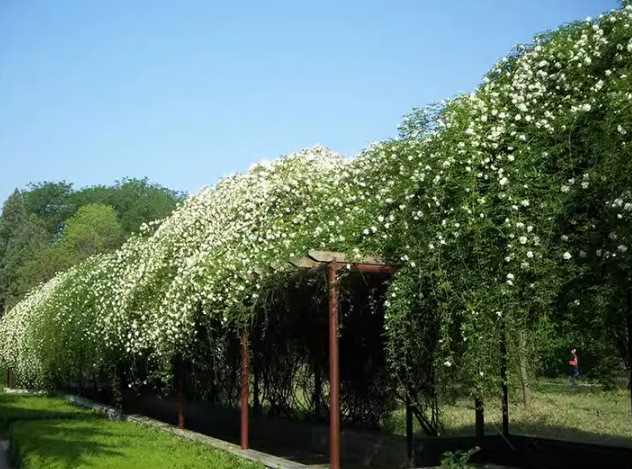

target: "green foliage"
[0,394,263,469]
[57,204,124,262]
[22,182,75,238]
[0,192,49,313]
[440,446,480,469]
[69,177,185,234]
[0,178,182,308]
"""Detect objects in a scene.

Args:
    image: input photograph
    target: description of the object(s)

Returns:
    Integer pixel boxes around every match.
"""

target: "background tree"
[70,178,185,234]
[0,191,48,313]
[22,181,75,239]
[56,204,124,265]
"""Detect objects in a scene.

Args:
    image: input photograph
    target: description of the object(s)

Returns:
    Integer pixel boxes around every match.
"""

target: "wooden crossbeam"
[251,250,393,277]
[289,257,320,269]
[307,250,388,266]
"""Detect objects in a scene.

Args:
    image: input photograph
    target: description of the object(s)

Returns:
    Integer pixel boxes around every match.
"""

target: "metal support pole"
[501,322,509,438]
[241,330,249,450]
[475,396,484,446]
[406,398,414,462]
[178,361,186,429]
[328,260,340,469]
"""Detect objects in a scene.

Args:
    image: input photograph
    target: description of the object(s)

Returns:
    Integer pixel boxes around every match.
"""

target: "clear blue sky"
[0,0,619,203]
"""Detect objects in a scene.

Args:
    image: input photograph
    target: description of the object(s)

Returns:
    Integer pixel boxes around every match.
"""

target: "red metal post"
[178,361,185,429]
[328,260,341,469]
[240,330,249,450]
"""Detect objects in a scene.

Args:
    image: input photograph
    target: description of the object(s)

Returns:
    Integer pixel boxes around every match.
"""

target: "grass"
[384,380,632,447]
[0,393,264,469]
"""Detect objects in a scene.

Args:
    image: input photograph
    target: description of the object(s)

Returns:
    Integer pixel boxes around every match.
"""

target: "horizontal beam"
[288,257,320,269]
[308,250,388,266]
[250,251,395,278]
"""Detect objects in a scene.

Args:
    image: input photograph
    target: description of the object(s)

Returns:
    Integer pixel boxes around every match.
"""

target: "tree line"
[0,178,185,314]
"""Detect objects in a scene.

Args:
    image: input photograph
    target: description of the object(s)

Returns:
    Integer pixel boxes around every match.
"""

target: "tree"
[22,181,75,238]
[70,178,184,234]
[0,191,48,313]
[56,204,124,263]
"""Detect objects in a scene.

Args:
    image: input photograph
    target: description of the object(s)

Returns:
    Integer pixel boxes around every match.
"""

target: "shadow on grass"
[0,394,125,468]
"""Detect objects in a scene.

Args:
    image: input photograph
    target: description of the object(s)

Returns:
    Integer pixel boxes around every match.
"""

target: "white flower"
[444,361,452,367]
[618,245,628,253]
[561,185,570,193]
[563,252,572,260]
[581,181,589,189]
[506,273,515,280]
[618,125,627,135]
[519,236,528,245]
[499,177,508,186]
[527,251,534,258]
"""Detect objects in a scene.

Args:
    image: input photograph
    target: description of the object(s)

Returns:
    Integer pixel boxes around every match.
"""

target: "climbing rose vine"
[1,5,632,417]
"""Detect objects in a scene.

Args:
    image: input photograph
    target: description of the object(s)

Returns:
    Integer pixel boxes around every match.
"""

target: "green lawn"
[0,394,263,469]
[384,382,632,447]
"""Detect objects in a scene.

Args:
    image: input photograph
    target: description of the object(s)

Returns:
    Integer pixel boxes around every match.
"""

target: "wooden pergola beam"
[288,257,320,269]
[308,250,388,266]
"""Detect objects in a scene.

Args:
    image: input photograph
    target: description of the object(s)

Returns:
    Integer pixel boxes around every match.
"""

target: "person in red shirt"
[569,348,579,386]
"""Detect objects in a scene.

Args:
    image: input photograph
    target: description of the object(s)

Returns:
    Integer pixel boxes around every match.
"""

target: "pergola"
[175,250,394,469]
[171,249,510,468]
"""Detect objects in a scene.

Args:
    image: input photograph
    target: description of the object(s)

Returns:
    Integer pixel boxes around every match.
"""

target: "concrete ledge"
[2,388,309,469]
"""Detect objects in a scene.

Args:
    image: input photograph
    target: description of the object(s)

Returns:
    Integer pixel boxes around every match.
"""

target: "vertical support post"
[6,369,12,388]
[178,360,186,429]
[475,396,484,446]
[406,398,414,462]
[241,330,249,450]
[501,321,509,438]
[328,260,340,469]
